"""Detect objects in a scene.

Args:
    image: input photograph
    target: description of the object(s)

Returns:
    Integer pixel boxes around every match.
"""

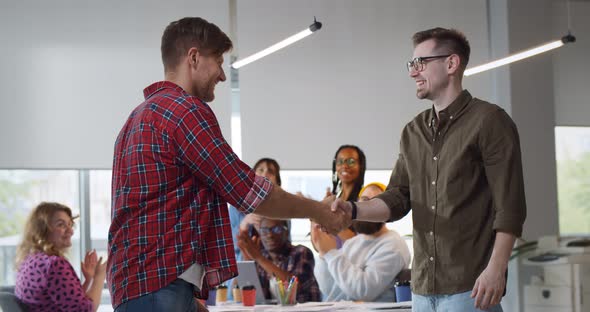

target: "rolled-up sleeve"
[376,127,412,222]
[173,102,273,213]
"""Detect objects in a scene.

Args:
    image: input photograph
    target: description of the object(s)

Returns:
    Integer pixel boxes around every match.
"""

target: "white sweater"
[314,230,411,302]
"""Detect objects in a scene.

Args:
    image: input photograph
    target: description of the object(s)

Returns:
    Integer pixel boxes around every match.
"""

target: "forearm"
[356,198,391,222]
[255,257,290,282]
[254,186,328,221]
[82,279,91,292]
[488,231,516,270]
[86,274,105,312]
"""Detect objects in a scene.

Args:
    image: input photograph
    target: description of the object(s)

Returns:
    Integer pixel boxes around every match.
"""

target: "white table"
[208,301,412,311]
[101,301,412,312]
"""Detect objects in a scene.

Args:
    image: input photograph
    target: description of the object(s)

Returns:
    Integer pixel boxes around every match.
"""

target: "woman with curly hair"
[14,202,106,312]
[327,144,367,244]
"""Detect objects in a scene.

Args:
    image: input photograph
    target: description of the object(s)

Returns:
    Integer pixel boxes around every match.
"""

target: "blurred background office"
[1,1,589,311]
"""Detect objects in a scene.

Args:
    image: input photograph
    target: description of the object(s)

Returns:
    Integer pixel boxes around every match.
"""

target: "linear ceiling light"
[231,18,322,69]
[464,34,576,76]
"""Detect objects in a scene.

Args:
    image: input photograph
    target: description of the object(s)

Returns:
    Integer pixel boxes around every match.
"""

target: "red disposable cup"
[242,288,256,306]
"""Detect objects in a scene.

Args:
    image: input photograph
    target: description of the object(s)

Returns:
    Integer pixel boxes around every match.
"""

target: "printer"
[523,236,590,312]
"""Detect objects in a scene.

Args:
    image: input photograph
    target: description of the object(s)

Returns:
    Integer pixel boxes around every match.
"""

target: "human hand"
[239,213,262,232]
[310,200,351,235]
[81,249,98,281]
[471,263,506,310]
[310,222,337,256]
[323,187,332,199]
[237,230,262,261]
[90,256,107,290]
[322,194,336,206]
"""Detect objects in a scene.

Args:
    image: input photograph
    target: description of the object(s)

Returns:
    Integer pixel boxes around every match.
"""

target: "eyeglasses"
[406,55,451,72]
[53,221,75,231]
[335,157,358,167]
[259,225,288,236]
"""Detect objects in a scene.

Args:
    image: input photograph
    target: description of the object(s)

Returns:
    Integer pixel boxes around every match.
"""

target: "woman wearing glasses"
[237,217,320,303]
[326,144,367,244]
[14,202,106,312]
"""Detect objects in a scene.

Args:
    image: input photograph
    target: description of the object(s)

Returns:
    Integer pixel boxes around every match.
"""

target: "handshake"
[312,196,355,235]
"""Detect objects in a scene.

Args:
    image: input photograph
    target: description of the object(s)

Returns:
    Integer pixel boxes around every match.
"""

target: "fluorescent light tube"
[464,34,575,76]
[232,20,322,69]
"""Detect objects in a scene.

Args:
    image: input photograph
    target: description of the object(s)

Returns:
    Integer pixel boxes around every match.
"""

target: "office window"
[0,170,80,286]
[89,170,112,261]
[555,127,590,234]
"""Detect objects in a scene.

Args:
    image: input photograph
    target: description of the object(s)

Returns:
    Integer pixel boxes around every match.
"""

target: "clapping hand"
[95,256,107,279]
[81,249,98,281]
[237,230,262,261]
[310,222,337,256]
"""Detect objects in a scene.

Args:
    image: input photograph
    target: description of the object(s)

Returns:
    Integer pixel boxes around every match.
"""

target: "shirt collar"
[427,90,472,127]
[143,81,191,100]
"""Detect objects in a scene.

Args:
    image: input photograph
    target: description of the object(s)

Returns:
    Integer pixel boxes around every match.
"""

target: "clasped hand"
[311,197,353,235]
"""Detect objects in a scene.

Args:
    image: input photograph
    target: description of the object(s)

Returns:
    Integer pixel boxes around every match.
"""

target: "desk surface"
[100,301,412,312]
[208,301,411,312]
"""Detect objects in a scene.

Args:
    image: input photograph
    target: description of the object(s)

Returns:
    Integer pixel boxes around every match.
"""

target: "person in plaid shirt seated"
[237,218,321,303]
[108,17,347,312]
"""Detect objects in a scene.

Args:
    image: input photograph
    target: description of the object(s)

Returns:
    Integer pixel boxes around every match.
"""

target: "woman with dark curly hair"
[14,202,106,312]
[327,144,367,244]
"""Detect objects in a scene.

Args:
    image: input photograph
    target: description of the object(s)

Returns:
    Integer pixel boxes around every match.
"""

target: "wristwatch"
[348,200,358,220]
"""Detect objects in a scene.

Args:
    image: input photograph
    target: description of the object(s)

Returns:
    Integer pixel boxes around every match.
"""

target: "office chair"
[0,291,28,312]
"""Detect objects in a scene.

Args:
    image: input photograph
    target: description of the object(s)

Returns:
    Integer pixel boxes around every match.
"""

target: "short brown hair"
[161,17,233,72]
[253,158,282,186]
[412,27,470,71]
[15,202,76,269]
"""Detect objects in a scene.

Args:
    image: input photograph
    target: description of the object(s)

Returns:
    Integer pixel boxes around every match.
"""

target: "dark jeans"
[114,279,197,312]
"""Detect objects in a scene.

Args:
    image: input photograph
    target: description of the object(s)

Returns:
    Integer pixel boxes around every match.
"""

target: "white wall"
[497,0,567,310]
[237,0,492,169]
[553,1,590,126]
[1,0,588,309]
[0,0,232,169]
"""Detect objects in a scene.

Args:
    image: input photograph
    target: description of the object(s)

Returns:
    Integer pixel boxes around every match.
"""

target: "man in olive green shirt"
[331,28,526,311]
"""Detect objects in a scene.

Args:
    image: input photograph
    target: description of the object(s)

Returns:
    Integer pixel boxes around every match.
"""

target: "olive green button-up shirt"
[376,90,526,295]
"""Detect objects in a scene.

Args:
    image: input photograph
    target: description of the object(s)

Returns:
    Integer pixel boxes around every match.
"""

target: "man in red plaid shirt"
[108,17,346,312]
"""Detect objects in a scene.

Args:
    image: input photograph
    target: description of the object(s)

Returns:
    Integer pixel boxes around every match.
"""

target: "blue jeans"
[412,291,503,312]
[114,279,197,312]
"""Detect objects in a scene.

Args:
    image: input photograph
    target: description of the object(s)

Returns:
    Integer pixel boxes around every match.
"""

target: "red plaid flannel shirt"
[108,81,272,308]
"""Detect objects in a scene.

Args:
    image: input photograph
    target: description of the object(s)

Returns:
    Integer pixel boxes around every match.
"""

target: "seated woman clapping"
[15,202,106,312]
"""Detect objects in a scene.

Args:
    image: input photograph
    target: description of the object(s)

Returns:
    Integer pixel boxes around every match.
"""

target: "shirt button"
[429,231,433,236]
[430,257,434,261]
[431,205,435,210]
[450,116,454,119]
[431,181,436,185]
[433,156,438,161]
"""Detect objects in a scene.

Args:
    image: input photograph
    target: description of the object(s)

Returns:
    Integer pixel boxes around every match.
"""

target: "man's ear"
[447,54,461,75]
[187,47,200,67]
